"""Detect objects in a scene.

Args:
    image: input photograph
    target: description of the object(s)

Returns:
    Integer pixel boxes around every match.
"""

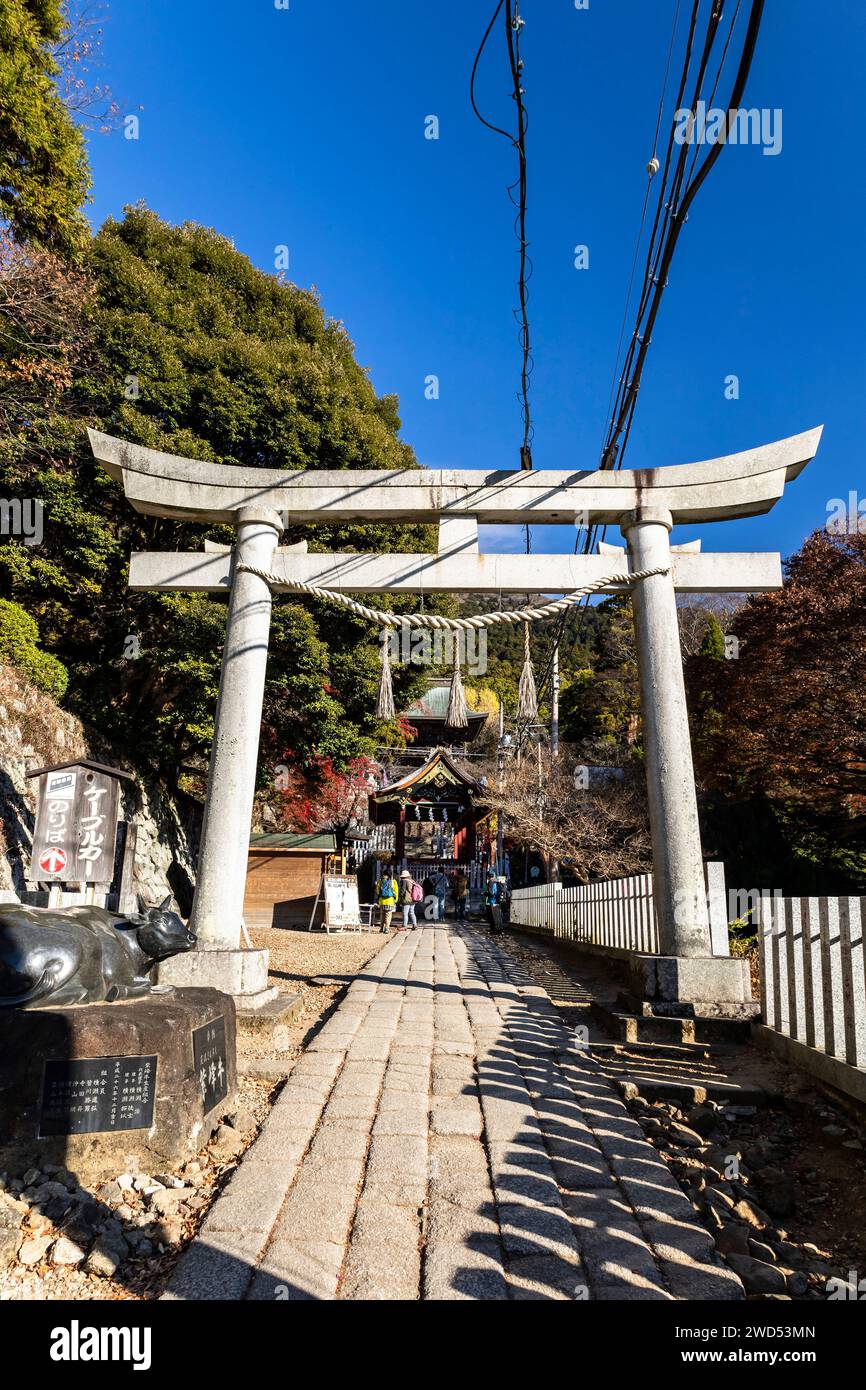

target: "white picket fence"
[509,862,730,958]
[757,894,866,1075]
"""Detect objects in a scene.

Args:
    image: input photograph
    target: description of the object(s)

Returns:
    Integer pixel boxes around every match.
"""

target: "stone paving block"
[244,1124,312,1169]
[275,1180,360,1245]
[351,1193,421,1244]
[347,1036,392,1062]
[287,1050,346,1082]
[423,1239,508,1301]
[387,1047,433,1070]
[298,1156,366,1187]
[323,1091,379,1121]
[265,1100,326,1132]
[163,1228,263,1301]
[428,1135,489,1188]
[366,1133,428,1185]
[424,1196,500,1246]
[489,1167,561,1207]
[330,1066,385,1099]
[201,1161,290,1234]
[430,1099,483,1138]
[562,1190,671,1300]
[507,1253,584,1301]
[364,1172,428,1208]
[377,1086,429,1115]
[341,1241,421,1300]
[250,1240,343,1301]
[372,1107,428,1137]
[497,1198,581,1262]
[307,1123,370,1163]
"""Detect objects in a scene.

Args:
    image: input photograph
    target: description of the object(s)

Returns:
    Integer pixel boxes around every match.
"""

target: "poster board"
[309,874,362,932]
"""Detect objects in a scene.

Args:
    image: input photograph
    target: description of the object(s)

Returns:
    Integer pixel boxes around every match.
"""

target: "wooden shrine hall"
[368,750,484,865]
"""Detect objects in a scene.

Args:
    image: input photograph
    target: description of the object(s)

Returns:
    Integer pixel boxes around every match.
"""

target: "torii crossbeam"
[89,425,823,1011]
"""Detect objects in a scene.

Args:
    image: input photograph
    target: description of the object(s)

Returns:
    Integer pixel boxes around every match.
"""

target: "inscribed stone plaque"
[39,1054,157,1137]
[192,1015,228,1115]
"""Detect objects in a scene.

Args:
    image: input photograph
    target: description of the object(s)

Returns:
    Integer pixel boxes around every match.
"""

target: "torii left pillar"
[158,506,284,1008]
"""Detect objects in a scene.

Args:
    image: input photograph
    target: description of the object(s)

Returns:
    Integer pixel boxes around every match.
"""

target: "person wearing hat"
[398,869,419,930]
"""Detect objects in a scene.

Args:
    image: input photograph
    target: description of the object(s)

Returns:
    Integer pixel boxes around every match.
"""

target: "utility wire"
[515,0,766,751]
[471,0,535,471]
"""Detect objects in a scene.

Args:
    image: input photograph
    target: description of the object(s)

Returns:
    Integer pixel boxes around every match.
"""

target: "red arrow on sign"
[38,846,67,876]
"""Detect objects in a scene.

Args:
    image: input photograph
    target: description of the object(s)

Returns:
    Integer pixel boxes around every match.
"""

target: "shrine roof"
[249,832,337,851]
[372,749,481,798]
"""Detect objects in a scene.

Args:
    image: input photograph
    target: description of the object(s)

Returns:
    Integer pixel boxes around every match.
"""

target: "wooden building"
[368,750,483,865]
[243,832,337,929]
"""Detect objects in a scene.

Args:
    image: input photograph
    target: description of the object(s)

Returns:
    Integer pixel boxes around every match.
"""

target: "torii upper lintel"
[88,426,823,528]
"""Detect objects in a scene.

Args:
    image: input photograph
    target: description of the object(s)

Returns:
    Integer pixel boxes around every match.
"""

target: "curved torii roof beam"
[88,426,823,528]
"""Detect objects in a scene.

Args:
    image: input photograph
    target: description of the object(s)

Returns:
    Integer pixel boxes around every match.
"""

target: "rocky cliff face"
[0,662,198,915]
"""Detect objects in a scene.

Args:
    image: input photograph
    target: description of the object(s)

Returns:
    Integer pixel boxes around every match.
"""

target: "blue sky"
[84,0,865,563]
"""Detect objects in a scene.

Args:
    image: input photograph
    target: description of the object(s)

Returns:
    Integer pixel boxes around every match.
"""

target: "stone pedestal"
[156,948,278,1013]
[0,988,236,1182]
[626,953,754,1011]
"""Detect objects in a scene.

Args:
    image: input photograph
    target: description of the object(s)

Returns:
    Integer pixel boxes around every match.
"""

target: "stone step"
[590,1039,716,1063]
[236,991,303,1037]
[594,1003,753,1045]
[607,1073,768,1107]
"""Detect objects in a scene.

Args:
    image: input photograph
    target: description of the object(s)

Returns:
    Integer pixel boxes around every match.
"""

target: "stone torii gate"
[89,425,822,1011]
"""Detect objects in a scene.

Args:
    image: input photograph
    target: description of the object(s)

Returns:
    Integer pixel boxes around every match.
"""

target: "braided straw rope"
[235,563,669,630]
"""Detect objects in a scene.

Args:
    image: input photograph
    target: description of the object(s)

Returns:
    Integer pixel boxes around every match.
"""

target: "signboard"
[38,1054,157,1137]
[323,874,361,932]
[30,764,122,885]
[192,1016,229,1115]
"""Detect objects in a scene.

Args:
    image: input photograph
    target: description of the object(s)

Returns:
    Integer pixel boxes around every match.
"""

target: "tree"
[0,0,90,257]
[481,748,650,884]
[0,206,446,788]
[676,593,743,657]
[686,529,866,887]
[557,597,642,760]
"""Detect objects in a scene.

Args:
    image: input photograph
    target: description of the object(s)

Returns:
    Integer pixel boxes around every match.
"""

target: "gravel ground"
[0,927,390,1302]
[241,926,392,1067]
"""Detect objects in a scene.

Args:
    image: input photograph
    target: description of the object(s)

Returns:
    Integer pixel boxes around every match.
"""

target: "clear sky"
[83,0,865,562]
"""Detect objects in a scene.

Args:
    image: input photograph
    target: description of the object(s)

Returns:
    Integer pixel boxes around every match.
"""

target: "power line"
[515,0,767,752]
[470,0,535,471]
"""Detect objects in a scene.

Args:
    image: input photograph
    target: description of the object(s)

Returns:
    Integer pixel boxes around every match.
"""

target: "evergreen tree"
[0,206,445,786]
[0,0,90,257]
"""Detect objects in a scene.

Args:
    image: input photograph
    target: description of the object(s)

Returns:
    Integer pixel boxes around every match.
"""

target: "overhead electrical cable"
[514,0,767,750]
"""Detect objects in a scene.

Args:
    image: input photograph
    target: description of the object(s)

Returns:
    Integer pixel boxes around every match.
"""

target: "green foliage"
[0,595,68,697]
[699,613,726,660]
[0,206,445,783]
[0,0,90,257]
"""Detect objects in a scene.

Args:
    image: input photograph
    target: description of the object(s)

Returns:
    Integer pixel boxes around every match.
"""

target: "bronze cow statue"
[0,897,196,1007]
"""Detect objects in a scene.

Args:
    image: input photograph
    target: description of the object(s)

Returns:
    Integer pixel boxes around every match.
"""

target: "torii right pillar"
[622,507,751,1011]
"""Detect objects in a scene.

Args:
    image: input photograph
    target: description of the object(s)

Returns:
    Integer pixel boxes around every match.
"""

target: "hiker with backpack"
[376,865,399,932]
[398,869,422,929]
[484,870,503,935]
[452,869,469,921]
[432,868,449,922]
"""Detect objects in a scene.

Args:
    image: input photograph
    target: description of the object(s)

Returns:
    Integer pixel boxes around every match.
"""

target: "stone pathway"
[165,924,743,1301]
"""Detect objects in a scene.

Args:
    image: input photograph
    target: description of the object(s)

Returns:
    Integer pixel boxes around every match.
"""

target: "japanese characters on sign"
[38,1054,157,1137]
[30,765,122,885]
[192,1015,229,1115]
